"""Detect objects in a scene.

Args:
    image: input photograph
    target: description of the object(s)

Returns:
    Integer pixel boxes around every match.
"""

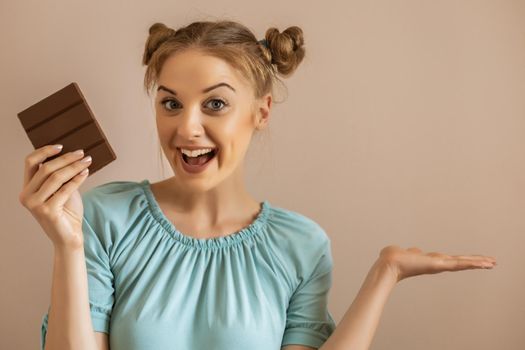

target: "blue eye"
[206,99,228,111]
[160,98,228,112]
[161,99,180,111]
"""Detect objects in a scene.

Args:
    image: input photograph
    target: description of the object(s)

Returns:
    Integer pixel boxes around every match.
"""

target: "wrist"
[372,256,400,285]
[53,239,84,255]
[52,232,84,252]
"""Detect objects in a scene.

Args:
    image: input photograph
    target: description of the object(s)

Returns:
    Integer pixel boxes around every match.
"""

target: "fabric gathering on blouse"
[40,179,336,350]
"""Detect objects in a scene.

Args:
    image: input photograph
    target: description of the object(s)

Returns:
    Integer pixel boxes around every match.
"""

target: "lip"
[177,146,217,151]
[177,148,218,174]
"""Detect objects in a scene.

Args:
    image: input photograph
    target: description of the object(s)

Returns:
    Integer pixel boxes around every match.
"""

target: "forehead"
[157,50,249,94]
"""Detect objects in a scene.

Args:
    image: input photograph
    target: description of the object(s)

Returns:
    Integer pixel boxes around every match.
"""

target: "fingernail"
[73,149,84,156]
[53,144,63,150]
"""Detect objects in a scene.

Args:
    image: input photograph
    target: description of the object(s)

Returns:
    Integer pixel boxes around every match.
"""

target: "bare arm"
[319,258,396,350]
[44,246,101,350]
[318,245,496,350]
[282,260,395,350]
[18,145,107,349]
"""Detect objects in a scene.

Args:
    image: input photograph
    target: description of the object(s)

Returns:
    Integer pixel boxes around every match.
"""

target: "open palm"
[379,245,497,283]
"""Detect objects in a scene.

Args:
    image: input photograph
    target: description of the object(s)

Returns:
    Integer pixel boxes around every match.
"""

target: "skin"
[149,49,271,237]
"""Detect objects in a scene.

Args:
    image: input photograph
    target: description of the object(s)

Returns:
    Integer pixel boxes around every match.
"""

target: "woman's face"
[154,49,271,191]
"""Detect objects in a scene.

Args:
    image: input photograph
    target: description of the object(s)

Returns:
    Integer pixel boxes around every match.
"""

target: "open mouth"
[179,148,218,167]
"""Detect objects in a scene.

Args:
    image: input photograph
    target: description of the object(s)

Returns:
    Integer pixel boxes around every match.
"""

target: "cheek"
[221,114,254,141]
[156,131,175,159]
[156,119,173,142]
[156,130,170,149]
[220,129,254,163]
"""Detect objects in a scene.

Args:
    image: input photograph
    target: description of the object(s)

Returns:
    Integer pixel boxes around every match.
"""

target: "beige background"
[2,0,524,349]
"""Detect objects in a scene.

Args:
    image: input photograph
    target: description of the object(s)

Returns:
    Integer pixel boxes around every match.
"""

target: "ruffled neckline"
[139,179,271,249]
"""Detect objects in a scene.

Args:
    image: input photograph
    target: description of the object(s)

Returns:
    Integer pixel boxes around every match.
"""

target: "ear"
[254,93,272,130]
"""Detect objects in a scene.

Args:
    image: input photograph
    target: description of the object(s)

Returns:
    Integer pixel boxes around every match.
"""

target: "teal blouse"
[40,179,336,350]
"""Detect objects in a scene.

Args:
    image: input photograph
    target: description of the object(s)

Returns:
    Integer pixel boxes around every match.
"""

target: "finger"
[454,254,491,259]
[442,257,496,271]
[47,168,89,210]
[26,149,86,196]
[426,252,496,266]
[23,145,64,187]
[452,255,497,264]
[34,154,91,204]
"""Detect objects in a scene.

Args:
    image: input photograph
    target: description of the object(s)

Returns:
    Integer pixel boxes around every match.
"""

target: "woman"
[20,20,496,350]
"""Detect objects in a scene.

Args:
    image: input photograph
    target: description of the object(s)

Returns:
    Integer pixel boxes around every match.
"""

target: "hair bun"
[142,22,177,66]
[142,20,307,98]
[148,22,174,36]
[262,26,305,77]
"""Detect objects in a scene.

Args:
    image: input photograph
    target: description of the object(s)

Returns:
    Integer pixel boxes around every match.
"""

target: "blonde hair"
[142,20,305,99]
[141,19,306,177]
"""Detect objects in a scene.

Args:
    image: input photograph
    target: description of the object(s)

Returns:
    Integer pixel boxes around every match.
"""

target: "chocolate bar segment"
[17,82,116,176]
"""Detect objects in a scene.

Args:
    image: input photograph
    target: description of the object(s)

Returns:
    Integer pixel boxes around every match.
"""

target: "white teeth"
[181,148,215,157]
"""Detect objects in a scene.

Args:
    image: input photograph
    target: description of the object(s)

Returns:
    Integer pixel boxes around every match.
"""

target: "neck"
[152,168,260,228]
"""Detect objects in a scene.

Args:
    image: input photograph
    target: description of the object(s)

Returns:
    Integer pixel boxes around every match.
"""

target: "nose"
[177,106,206,139]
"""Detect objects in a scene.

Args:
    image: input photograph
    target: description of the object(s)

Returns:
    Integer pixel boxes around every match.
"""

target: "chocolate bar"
[17,82,116,177]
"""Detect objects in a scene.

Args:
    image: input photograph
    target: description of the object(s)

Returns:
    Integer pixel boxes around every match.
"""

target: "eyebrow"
[157,82,236,95]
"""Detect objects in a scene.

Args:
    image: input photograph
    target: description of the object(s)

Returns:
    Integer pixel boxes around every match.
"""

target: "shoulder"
[81,180,147,234]
[82,180,144,212]
[82,180,141,202]
[267,203,331,246]
[266,204,332,283]
[80,180,150,254]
